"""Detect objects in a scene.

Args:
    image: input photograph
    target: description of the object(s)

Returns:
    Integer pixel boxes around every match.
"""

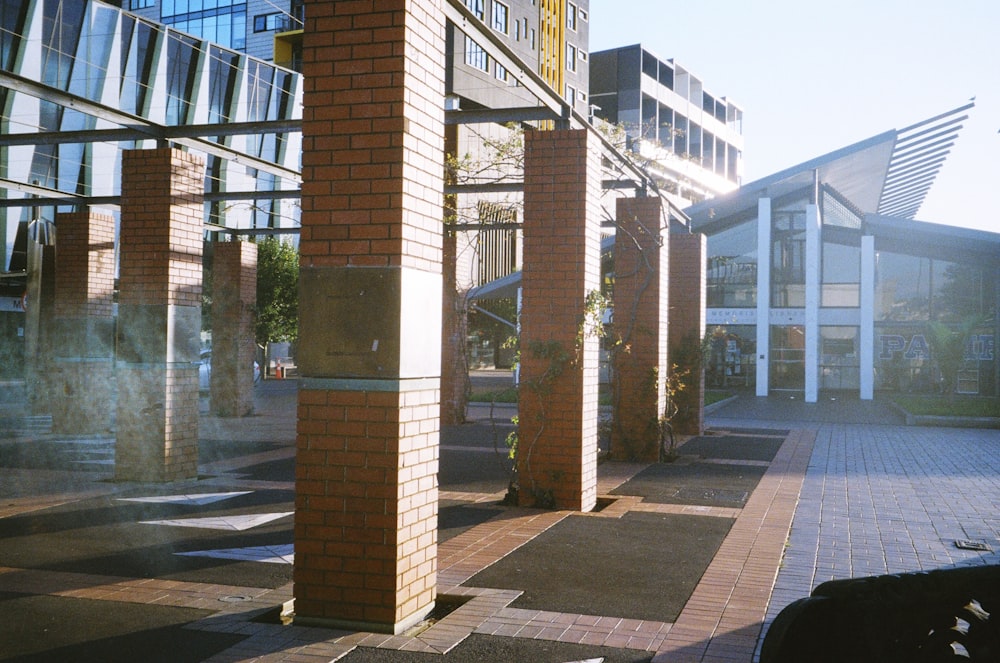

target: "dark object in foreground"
[761,565,1000,662]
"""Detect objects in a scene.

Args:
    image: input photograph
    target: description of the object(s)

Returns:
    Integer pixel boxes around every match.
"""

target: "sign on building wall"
[707,308,757,325]
[878,333,995,361]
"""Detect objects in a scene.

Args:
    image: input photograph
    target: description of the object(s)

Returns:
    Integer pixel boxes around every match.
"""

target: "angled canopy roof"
[687,102,974,230]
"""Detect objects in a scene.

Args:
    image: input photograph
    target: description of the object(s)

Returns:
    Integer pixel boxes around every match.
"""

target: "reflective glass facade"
[0,0,302,266]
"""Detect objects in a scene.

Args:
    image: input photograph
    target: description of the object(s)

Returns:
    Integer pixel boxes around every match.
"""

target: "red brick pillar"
[50,211,116,434]
[517,129,601,511]
[210,241,257,417]
[294,0,445,633]
[441,227,468,425]
[668,232,707,436]
[611,197,667,461]
[441,124,467,425]
[116,148,205,482]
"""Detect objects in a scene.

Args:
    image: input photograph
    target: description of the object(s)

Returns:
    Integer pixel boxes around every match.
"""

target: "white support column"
[756,197,771,397]
[804,202,821,403]
[860,235,875,400]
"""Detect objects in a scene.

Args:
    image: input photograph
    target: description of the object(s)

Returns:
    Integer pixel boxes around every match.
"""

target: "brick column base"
[294,384,439,633]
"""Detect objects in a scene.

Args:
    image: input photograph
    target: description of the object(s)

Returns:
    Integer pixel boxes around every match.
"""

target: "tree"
[925,315,986,398]
[255,237,299,346]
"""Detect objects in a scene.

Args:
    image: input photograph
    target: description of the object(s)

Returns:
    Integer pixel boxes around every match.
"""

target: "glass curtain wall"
[874,251,997,393]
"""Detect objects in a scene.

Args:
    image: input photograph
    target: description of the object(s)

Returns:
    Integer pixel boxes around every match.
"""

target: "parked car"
[199,350,261,390]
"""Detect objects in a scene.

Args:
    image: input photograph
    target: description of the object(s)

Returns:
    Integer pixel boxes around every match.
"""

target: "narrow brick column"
[294,1,445,633]
[441,227,468,425]
[517,129,601,511]
[210,241,257,417]
[116,148,205,482]
[668,232,707,436]
[441,124,467,425]
[50,211,116,434]
[611,197,667,461]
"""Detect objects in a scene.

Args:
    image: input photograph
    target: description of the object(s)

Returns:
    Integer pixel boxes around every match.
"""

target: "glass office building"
[688,102,999,400]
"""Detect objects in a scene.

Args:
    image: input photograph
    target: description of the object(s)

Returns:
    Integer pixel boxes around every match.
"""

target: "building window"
[465,35,488,71]
[464,0,484,19]
[529,27,536,50]
[566,84,576,105]
[707,218,758,308]
[514,18,520,40]
[495,62,508,82]
[253,13,282,33]
[567,3,578,30]
[771,209,807,308]
[130,0,154,9]
[566,43,577,72]
[492,1,509,33]
[476,201,518,286]
[160,4,247,51]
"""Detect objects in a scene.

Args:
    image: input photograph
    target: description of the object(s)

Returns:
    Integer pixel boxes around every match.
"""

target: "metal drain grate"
[954,539,992,552]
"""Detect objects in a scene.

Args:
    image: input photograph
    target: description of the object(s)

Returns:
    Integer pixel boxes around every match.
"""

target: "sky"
[587,0,999,233]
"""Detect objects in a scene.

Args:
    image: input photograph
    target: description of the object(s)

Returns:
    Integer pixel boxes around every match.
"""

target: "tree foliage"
[255,237,299,345]
[925,315,987,397]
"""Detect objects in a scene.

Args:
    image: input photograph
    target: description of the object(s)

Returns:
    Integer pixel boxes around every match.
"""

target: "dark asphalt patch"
[336,633,653,663]
[441,422,516,449]
[235,457,294,481]
[0,494,294,588]
[610,461,765,507]
[438,448,513,495]
[199,438,284,464]
[466,511,734,622]
[677,434,783,462]
[0,593,244,662]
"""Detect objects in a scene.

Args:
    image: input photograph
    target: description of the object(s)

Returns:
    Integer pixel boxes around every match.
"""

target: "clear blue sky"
[588,0,999,233]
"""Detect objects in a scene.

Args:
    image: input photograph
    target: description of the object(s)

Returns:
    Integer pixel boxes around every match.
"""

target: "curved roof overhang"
[687,102,974,232]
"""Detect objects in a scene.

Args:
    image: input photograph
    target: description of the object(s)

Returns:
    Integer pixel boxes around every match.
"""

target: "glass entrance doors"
[770,325,805,391]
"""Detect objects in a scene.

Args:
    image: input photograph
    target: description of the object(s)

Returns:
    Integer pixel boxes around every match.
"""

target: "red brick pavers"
[653,428,815,662]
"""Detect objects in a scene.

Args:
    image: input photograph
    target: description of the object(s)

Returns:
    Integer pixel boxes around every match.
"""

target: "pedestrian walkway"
[0,385,998,662]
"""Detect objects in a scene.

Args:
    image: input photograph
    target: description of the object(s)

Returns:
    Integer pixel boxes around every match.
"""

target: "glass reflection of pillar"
[24,193,56,415]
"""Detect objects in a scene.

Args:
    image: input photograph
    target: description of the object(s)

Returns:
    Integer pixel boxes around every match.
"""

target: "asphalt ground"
[466,511,736,621]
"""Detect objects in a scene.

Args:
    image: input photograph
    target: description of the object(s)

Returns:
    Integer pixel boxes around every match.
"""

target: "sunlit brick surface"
[517,129,601,511]
[611,197,669,461]
[295,0,445,632]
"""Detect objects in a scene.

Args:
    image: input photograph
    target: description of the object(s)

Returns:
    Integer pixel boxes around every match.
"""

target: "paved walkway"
[710,400,1000,661]
[1,385,998,662]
